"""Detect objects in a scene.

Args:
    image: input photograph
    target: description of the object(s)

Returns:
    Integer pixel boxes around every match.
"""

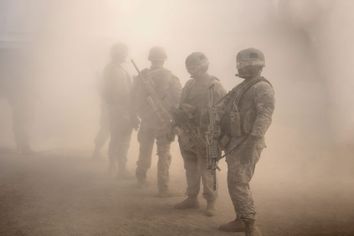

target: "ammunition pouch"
[229,108,242,137]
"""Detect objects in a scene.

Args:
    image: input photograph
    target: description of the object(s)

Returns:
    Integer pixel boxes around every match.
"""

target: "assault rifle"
[206,84,222,191]
[131,59,172,127]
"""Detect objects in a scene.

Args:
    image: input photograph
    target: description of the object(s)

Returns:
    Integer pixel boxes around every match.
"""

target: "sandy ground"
[0,147,353,236]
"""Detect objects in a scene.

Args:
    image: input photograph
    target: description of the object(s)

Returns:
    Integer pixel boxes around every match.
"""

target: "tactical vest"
[221,77,272,138]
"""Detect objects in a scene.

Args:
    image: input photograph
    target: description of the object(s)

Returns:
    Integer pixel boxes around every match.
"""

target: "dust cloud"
[0,0,354,236]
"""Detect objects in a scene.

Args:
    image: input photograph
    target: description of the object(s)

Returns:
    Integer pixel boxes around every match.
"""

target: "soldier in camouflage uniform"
[218,48,275,236]
[174,52,226,216]
[101,43,138,178]
[132,47,181,197]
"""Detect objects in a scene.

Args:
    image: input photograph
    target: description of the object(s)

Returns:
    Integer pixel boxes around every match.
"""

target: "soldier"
[132,46,181,197]
[218,48,275,236]
[101,43,138,178]
[0,45,35,154]
[174,52,226,216]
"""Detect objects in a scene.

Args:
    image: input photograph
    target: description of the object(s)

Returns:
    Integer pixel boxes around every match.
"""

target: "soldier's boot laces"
[205,200,216,217]
[218,218,246,232]
[174,197,199,209]
[244,219,262,236]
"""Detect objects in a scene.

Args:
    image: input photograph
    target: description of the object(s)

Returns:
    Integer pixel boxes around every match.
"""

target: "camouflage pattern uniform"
[174,52,226,216]
[218,48,275,235]
[133,60,181,193]
[102,61,134,174]
[222,78,274,220]
[178,75,226,202]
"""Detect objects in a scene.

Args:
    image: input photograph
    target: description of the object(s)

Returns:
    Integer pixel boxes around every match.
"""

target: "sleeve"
[213,82,227,102]
[179,79,193,106]
[250,82,275,137]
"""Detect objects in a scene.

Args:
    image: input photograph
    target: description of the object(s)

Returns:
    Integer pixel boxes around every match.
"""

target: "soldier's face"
[186,64,200,76]
[237,65,262,79]
[187,64,208,78]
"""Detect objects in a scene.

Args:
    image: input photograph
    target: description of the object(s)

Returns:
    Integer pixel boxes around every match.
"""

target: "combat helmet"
[236,48,265,69]
[185,52,209,75]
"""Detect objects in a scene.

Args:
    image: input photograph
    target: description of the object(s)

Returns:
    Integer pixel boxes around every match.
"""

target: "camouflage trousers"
[179,136,217,201]
[136,124,172,192]
[226,139,263,220]
[108,112,132,170]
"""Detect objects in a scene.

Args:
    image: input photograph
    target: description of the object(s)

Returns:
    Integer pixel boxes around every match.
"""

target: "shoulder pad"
[260,77,273,87]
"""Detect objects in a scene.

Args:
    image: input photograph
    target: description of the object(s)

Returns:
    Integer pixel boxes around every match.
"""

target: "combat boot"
[244,219,262,236]
[205,200,216,217]
[218,218,245,232]
[174,197,199,209]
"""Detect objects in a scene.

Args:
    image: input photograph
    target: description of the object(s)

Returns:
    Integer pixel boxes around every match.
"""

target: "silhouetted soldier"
[101,43,138,178]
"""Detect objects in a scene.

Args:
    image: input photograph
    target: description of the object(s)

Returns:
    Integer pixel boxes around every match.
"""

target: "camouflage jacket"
[179,74,226,134]
[219,76,275,148]
[132,67,181,128]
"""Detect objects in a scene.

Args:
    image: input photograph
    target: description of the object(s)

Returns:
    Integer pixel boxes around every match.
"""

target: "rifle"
[206,84,222,191]
[131,59,172,127]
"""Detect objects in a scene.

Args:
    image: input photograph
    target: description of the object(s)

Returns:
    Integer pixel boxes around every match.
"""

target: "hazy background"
[1,0,354,169]
[1,1,354,235]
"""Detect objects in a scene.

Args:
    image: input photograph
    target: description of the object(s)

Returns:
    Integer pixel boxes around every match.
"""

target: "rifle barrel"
[131,59,140,74]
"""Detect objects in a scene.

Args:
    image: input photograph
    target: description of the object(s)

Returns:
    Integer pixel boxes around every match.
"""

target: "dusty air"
[0,0,353,236]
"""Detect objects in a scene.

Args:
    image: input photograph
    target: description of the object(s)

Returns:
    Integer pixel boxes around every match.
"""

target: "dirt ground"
[0,147,353,236]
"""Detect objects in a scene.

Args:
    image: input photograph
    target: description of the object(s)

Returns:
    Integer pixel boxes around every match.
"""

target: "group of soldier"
[92,43,275,236]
